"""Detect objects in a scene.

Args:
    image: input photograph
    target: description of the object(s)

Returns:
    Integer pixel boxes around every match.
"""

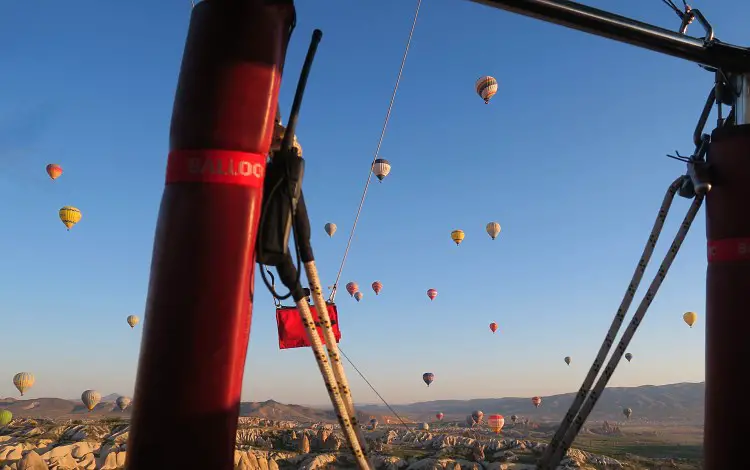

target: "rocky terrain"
[0,417,698,470]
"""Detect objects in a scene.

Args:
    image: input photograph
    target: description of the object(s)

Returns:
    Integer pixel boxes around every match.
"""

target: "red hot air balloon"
[488,414,505,434]
[345,282,359,297]
[531,396,542,408]
[372,281,383,295]
[436,413,444,421]
[427,289,438,301]
[489,322,498,333]
[46,164,63,180]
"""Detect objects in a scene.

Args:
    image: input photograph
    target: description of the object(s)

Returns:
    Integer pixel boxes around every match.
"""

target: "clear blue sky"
[1,0,747,406]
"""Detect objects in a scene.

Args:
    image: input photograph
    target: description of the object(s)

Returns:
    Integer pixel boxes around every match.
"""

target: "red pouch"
[276,303,342,350]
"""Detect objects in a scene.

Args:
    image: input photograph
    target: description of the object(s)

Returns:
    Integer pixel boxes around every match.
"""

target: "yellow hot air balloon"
[127,315,140,329]
[683,311,697,328]
[451,230,465,246]
[59,206,82,231]
[13,372,35,396]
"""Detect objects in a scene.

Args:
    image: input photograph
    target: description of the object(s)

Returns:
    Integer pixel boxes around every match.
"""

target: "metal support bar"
[467,0,750,72]
[735,73,750,125]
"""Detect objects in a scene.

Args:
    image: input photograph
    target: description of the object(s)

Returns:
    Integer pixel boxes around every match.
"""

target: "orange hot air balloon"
[488,414,505,434]
[46,164,63,180]
[372,281,383,295]
[531,396,542,408]
[489,322,498,333]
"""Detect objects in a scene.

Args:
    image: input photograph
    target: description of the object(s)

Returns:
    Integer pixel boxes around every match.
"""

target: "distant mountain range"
[357,382,705,424]
[0,382,704,424]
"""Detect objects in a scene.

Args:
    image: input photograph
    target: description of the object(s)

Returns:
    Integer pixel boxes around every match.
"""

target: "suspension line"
[539,176,704,469]
[328,0,422,301]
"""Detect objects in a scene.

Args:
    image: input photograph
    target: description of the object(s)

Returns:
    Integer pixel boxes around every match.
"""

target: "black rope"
[337,346,412,433]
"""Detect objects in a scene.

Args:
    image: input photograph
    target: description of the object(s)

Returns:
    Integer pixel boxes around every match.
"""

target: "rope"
[294,298,371,469]
[538,176,704,469]
[338,346,413,432]
[329,0,422,302]
[303,261,370,453]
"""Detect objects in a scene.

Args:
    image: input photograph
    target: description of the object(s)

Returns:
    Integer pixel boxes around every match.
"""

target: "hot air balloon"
[13,372,34,396]
[471,410,484,424]
[427,289,438,301]
[510,415,518,424]
[486,222,501,240]
[59,206,82,231]
[372,158,391,181]
[324,223,337,237]
[475,76,498,104]
[450,230,465,246]
[683,311,697,327]
[369,418,378,430]
[422,372,435,387]
[0,410,11,426]
[532,396,542,408]
[623,407,633,419]
[46,164,63,180]
[625,353,633,362]
[345,282,359,297]
[436,413,444,421]
[81,390,101,412]
[488,414,505,434]
[489,322,498,333]
[116,396,132,411]
[418,422,430,431]
[372,281,383,295]
[354,292,364,302]
[465,415,476,427]
[564,356,571,366]
[126,315,140,329]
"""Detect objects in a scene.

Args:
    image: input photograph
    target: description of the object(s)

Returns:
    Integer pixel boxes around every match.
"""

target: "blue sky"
[1,0,747,406]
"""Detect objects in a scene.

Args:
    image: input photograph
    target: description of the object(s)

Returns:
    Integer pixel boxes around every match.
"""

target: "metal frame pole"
[466,0,750,72]
[125,1,295,469]
[704,74,750,469]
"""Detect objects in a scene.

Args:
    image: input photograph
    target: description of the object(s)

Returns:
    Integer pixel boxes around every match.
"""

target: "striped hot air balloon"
[346,282,359,296]
[451,230,465,245]
[488,414,505,434]
[59,206,82,231]
[12,372,34,396]
[372,281,383,295]
[372,158,391,181]
[116,396,132,411]
[486,222,501,240]
[475,76,498,104]
[81,390,101,412]
[126,315,140,328]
